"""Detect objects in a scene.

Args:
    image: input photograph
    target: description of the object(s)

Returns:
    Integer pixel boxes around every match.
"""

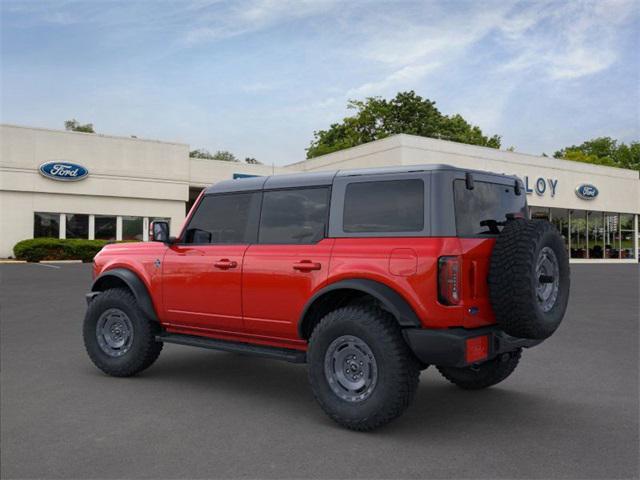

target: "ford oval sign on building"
[39,161,89,182]
[575,183,598,200]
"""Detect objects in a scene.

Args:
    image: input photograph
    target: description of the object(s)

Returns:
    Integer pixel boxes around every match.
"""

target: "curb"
[39,260,84,264]
[0,259,27,264]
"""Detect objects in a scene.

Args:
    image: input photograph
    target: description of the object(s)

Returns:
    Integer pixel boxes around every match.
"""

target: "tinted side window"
[454,180,527,236]
[259,188,329,244]
[343,179,424,233]
[184,192,260,244]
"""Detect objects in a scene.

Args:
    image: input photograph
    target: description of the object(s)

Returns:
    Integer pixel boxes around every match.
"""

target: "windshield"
[454,179,527,236]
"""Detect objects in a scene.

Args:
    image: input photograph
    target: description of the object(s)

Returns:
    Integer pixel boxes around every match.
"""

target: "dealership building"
[1,123,638,262]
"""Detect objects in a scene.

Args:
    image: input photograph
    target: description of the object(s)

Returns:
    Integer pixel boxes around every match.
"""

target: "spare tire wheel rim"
[324,335,378,402]
[536,246,560,313]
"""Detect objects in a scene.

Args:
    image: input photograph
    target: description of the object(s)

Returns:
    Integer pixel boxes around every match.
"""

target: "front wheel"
[307,305,420,431]
[83,288,163,377]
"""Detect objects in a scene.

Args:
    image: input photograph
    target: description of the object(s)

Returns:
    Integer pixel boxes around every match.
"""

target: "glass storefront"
[31,209,637,261]
[531,208,637,260]
[32,213,168,242]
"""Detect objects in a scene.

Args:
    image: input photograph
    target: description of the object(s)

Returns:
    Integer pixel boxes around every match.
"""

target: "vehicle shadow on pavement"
[106,347,593,437]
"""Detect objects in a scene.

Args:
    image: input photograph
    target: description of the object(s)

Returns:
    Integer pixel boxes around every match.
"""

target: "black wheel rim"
[96,308,134,357]
[324,335,378,402]
[536,246,560,313]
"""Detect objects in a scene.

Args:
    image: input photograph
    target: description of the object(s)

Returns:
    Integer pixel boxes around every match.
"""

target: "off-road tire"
[437,349,522,390]
[307,305,420,431]
[489,219,570,340]
[83,288,163,377]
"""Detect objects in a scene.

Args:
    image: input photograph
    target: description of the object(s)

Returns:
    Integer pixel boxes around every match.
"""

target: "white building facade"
[1,125,638,262]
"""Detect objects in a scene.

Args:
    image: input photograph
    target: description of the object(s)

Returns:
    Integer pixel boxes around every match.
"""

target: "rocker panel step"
[156,333,307,363]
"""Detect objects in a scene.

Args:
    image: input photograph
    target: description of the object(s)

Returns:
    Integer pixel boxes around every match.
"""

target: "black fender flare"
[298,278,422,337]
[91,268,159,322]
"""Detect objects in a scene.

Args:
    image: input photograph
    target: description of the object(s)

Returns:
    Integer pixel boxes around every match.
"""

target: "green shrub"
[13,238,110,262]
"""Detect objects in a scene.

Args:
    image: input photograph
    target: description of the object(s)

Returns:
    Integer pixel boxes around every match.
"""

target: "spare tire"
[488,219,570,340]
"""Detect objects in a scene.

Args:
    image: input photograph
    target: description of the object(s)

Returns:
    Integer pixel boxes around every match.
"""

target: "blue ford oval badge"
[39,161,89,182]
[575,184,598,200]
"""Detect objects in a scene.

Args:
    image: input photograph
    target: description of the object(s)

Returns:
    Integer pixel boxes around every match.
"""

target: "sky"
[1,0,639,166]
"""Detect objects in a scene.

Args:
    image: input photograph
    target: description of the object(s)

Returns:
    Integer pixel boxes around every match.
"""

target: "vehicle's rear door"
[162,192,261,332]
[242,186,333,341]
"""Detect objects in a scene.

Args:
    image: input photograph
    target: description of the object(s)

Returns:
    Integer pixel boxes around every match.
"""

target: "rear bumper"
[403,326,542,368]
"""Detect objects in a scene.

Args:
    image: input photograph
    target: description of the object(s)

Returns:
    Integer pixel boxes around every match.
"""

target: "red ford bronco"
[84,165,570,431]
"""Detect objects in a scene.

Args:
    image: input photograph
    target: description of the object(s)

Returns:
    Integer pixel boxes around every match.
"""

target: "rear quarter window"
[454,179,526,236]
[343,179,424,233]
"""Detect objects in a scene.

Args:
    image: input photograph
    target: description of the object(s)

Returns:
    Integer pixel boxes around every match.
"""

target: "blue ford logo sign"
[575,183,598,200]
[39,161,89,182]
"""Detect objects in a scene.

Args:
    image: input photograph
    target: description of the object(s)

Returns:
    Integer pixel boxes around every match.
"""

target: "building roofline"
[0,123,189,147]
[288,133,639,179]
[284,135,401,168]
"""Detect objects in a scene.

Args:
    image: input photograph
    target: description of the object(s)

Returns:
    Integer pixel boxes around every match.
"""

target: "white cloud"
[347,63,440,97]
[183,0,340,44]
[499,0,637,80]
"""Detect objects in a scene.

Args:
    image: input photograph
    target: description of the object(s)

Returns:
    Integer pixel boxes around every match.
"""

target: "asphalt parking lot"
[1,263,638,479]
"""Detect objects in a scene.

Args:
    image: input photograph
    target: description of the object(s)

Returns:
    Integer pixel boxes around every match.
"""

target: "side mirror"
[150,221,170,243]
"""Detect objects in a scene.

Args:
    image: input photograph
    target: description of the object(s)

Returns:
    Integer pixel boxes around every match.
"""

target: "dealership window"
[529,206,550,220]
[588,211,604,259]
[260,188,329,244]
[620,214,636,259]
[122,216,144,241]
[604,213,620,259]
[570,210,587,259]
[94,215,117,241]
[345,179,424,233]
[550,208,569,253]
[66,214,89,239]
[34,212,60,238]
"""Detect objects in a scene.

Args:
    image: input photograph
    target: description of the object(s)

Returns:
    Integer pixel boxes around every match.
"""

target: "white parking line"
[34,263,61,269]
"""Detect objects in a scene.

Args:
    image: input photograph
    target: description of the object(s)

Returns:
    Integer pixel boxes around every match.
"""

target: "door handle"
[214,259,238,270]
[293,260,321,272]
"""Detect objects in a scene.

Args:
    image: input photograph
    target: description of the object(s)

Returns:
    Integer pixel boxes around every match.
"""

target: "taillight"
[438,256,460,305]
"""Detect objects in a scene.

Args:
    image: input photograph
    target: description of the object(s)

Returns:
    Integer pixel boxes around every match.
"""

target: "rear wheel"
[83,288,163,377]
[307,305,420,431]
[437,349,522,390]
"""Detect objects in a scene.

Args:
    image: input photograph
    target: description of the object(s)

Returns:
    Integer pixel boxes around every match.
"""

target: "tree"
[64,119,94,133]
[554,137,639,171]
[212,150,238,162]
[189,149,215,159]
[244,157,262,165]
[189,149,239,162]
[306,91,501,158]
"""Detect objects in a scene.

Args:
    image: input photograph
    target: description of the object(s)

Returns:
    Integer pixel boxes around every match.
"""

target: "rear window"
[343,179,424,233]
[454,180,526,236]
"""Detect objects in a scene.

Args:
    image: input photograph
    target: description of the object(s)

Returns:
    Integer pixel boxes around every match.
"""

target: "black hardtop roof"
[204,163,519,194]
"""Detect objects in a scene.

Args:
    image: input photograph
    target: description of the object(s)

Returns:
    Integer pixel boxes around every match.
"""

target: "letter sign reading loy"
[523,176,558,197]
[39,161,89,182]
